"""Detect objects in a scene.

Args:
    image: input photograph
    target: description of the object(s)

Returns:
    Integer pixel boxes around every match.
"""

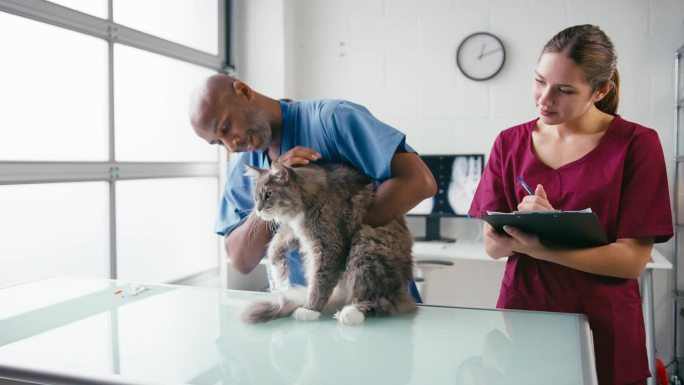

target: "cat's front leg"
[267,227,296,292]
[292,248,344,321]
[268,253,289,292]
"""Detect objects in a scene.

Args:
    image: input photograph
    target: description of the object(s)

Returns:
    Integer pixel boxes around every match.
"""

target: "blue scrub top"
[215,99,422,301]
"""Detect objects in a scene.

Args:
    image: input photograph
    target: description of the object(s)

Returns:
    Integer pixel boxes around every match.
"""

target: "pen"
[517,176,534,195]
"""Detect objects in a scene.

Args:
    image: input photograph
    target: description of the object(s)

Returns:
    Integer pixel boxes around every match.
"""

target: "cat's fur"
[241,162,418,325]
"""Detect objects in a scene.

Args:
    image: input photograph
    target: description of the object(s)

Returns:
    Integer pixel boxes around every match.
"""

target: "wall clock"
[456,32,506,81]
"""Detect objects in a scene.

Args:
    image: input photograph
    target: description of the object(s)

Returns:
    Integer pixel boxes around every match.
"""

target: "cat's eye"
[263,191,271,200]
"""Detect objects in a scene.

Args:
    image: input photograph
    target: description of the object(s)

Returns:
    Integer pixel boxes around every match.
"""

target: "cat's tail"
[241,286,307,324]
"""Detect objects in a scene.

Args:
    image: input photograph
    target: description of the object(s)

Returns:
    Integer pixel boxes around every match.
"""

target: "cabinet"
[412,241,504,307]
[675,45,684,381]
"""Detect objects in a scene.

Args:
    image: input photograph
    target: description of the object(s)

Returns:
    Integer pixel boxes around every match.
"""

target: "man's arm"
[224,214,272,274]
[364,151,437,227]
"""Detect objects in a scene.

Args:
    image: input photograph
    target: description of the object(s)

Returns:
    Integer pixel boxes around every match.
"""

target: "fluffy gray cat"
[241,162,418,325]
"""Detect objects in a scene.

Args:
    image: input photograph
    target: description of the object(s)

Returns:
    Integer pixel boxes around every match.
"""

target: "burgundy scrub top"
[469,115,673,384]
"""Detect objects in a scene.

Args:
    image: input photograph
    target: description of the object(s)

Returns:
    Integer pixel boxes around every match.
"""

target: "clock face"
[456,32,506,81]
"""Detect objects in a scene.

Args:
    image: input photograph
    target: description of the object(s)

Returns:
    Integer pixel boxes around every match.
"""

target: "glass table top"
[0,276,597,385]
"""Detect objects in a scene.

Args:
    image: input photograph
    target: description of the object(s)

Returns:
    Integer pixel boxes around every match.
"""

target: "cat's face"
[245,163,303,222]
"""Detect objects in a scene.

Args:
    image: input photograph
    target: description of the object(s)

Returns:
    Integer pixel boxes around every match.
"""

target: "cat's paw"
[334,305,365,326]
[292,307,321,321]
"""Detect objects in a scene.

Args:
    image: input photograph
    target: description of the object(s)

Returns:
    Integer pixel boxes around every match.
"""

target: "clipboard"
[480,210,609,248]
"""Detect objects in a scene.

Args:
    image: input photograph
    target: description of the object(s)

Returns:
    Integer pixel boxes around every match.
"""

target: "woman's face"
[533,52,600,126]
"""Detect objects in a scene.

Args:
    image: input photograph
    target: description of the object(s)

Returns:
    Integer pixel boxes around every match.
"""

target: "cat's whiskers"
[244,212,277,239]
[245,216,257,238]
[246,214,263,238]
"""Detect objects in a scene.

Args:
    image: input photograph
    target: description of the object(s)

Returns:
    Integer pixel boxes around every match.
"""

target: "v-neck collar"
[527,115,621,172]
[262,100,293,166]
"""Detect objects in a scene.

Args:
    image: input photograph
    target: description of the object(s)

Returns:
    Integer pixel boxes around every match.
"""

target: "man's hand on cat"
[277,146,321,167]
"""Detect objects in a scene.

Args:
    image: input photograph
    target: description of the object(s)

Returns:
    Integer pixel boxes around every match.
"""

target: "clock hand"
[481,46,502,58]
[478,43,486,60]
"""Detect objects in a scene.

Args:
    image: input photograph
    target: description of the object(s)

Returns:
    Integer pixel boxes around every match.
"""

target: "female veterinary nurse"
[469,24,673,385]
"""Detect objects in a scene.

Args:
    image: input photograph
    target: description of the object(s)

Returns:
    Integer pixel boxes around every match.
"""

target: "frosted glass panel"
[0,183,110,288]
[0,12,108,161]
[114,0,219,55]
[47,0,108,19]
[114,45,217,162]
[116,178,219,283]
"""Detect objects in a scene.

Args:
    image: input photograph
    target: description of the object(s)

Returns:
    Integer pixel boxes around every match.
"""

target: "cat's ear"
[243,164,267,179]
[271,161,296,182]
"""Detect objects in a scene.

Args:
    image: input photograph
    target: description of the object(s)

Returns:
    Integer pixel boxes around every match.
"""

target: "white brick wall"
[279,0,683,159]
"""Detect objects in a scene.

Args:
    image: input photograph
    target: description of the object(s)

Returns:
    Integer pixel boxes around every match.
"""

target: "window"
[46,0,108,19]
[114,0,219,55]
[0,12,108,161]
[0,0,230,288]
[114,45,216,162]
[0,183,110,287]
[116,178,219,283]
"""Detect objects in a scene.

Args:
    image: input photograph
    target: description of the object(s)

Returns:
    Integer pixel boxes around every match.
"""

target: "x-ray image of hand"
[448,156,482,215]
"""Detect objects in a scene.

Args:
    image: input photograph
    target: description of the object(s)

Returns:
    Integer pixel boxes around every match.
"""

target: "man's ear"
[232,80,254,101]
[243,164,267,178]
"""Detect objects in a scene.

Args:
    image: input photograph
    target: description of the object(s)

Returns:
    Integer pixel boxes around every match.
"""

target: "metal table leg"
[642,270,656,385]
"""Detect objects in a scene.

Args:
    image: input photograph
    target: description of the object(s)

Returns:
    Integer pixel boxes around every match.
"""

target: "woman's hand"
[485,182,552,259]
[482,222,517,259]
[277,146,321,167]
[496,184,553,258]
[516,184,555,212]
[499,225,545,257]
[483,221,543,259]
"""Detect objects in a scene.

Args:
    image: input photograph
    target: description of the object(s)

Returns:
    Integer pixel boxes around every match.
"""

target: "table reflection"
[0,278,594,385]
